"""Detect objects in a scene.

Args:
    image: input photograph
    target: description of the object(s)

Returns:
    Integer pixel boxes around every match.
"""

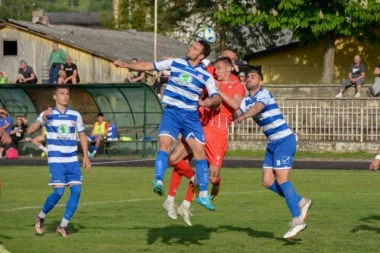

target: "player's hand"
[113,60,123,68]
[369,159,380,171]
[234,115,245,124]
[42,107,53,121]
[83,156,91,172]
[202,98,213,108]
[1,133,11,145]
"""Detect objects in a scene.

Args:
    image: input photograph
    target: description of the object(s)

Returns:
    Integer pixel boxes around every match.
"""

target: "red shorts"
[203,126,228,168]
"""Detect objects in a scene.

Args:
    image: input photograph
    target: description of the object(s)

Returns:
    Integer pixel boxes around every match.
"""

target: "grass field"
[1,166,380,253]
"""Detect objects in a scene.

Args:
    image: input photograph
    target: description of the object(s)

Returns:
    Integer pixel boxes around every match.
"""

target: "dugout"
[0,84,163,157]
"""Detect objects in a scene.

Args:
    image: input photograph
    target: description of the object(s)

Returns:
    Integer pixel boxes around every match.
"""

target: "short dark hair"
[131,58,138,62]
[197,40,211,59]
[249,69,264,81]
[223,48,237,55]
[53,85,70,95]
[214,56,233,67]
[97,112,104,117]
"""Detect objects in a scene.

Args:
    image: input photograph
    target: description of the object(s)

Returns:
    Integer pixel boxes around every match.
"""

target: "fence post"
[231,122,235,141]
[360,107,364,143]
[295,103,299,136]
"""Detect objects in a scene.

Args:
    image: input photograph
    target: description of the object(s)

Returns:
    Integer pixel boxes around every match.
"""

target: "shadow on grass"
[0,235,12,240]
[44,221,84,235]
[352,215,380,234]
[359,215,380,223]
[147,224,216,245]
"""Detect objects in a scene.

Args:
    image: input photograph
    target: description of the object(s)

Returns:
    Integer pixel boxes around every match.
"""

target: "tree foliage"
[0,0,35,20]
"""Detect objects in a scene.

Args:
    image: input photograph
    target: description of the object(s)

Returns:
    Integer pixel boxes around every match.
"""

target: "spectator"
[47,42,66,84]
[335,55,366,98]
[16,60,38,84]
[152,70,170,98]
[58,56,80,84]
[10,116,28,147]
[0,71,8,84]
[367,62,380,97]
[0,109,13,157]
[124,58,146,84]
[87,112,109,158]
[238,72,246,83]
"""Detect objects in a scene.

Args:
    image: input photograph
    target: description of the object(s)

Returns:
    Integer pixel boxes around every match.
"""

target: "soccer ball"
[195,26,216,44]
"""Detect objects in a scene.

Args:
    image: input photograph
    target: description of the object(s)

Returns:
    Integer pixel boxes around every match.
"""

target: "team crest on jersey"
[58,124,70,136]
[197,74,203,79]
[179,73,192,84]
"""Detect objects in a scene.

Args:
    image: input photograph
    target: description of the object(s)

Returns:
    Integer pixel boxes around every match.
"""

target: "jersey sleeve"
[36,112,44,122]
[76,113,85,133]
[205,76,219,97]
[239,98,248,114]
[153,59,174,72]
[256,91,271,106]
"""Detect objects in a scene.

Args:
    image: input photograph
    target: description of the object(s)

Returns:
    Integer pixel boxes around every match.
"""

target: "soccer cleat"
[300,198,313,220]
[210,185,221,201]
[335,93,342,98]
[88,151,95,158]
[0,245,12,253]
[283,222,307,239]
[192,184,200,202]
[162,199,177,220]
[177,204,192,226]
[354,93,360,98]
[35,216,45,235]
[196,195,215,211]
[152,180,165,196]
[56,226,69,237]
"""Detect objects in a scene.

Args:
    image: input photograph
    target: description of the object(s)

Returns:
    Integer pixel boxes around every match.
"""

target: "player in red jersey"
[162,56,246,226]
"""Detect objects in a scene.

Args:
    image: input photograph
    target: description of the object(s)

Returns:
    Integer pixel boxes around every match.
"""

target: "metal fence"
[229,101,380,142]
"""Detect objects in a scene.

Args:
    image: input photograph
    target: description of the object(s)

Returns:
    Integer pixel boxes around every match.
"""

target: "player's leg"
[90,137,101,157]
[35,164,66,235]
[177,181,194,226]
[57,161,83,237]
[32,135,48,155]
[87,136,97,158]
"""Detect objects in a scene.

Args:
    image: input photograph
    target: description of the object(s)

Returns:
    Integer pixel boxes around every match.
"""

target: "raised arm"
[113,60,154,71]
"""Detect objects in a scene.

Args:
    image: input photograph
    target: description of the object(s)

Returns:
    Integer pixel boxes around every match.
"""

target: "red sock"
[175,160,195,179]
[168,168,182,197]
[213,175,221,186]
[184,182,194,203]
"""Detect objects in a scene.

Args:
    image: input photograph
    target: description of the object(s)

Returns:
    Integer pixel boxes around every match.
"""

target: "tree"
[216,0,380,83]
[0,0,35,20]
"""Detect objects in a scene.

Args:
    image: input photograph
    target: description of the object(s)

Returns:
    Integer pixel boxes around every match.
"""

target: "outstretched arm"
[113,60,154,71]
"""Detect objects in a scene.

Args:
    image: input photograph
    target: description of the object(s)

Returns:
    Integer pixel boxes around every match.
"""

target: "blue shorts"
[159,107,205,144]
[263,134,296,169]
[87,135,103,142]
[49,161,82,186]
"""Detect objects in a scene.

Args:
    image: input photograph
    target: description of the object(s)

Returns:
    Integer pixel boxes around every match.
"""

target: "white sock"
[167,195,175,202]
[298,198,306,208]
[292,216,304,225]
[199,190,208,198]
[93,150,97,154]
[182,200,191,208]
[190,176,198,185]
[157,180,163,185]
[38,210,46,219]
[38,145,48,153]
[60,218,69,228]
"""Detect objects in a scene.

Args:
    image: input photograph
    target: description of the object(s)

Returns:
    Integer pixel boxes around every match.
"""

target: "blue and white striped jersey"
[36,107,85,164]
[240,88,293,142]
[154,58,218,111]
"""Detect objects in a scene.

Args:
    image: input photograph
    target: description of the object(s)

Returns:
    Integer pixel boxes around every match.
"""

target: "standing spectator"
[0,71,8,84]
[16,60,37,84]
[10,116,28,147]
[238,72,246,83]
[58,56,80,84]
[367,62,380,97]
[0,109,13,157]
[47,43,67,84]
[124,58,146,83]
[335,55,366,98]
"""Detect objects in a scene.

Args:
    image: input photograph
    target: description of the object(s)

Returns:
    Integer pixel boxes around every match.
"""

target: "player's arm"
[76,114,91,171]
[369,145,380,171]
[219,91,243,110]
[203,77,222,108]
[113,60,155,71]
[235,102,265,124]
[28,109,53,135]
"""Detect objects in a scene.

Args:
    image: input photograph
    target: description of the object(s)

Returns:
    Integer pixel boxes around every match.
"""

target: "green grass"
[1,166,380,253]
[226,149,374,160]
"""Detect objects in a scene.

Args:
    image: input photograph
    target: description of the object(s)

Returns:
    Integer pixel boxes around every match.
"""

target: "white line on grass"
[90,159,155,165]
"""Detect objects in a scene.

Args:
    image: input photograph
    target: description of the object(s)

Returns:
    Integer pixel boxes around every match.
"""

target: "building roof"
[0,19,206,62]
[243,41,300,61]
[45,12,101,27]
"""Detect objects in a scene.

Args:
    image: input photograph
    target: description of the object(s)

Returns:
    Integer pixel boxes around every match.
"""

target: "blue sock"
[42,187,65,214]
[268,181,284,197]
[279,181,301,218]
[195,159,209,192]
[93,146,98,151]
[63,185,82,221]
[155,151,168,181]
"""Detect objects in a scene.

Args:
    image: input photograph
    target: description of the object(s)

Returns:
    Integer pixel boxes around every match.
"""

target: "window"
[3,41,17,56]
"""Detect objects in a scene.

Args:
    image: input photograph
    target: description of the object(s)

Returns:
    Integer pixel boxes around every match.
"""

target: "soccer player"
[163,57,245,226]
[234,70,312,239]
[114,40,222,210]
[28,85,91,237]
[87,112,109,158]
[369,146,380,171]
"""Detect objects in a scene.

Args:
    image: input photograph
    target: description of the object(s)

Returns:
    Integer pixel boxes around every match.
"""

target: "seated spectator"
[58,56,80,84]
[152,70,170,98]
[0,108,13,157]
[16,60,38,84]
[47,42,66,84]
[87,112,109,158]
[367,62,380,97]
[125,58,146,84]
[10,116,28,147]
[0,71,8,84]
[335,55,365,98]
[238,72,246,83]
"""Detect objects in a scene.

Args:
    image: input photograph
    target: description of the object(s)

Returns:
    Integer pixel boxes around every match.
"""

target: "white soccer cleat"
[163,199,177,220]
[335,93,342,98]
[354,93,360,98]
[177,204,192,227]
[300,198,312,220]
[283,222,307,239]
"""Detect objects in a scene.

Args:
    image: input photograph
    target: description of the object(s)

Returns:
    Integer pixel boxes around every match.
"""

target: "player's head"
[246,70,263,91]
[220,48,237,64]
[186,40,211,63]
[214,57,234,82]
[53,85,70,106]
[97,112,104,122]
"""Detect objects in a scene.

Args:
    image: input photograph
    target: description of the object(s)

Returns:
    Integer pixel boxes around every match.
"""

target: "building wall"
[248,38,380,84]
[0,26,131,84]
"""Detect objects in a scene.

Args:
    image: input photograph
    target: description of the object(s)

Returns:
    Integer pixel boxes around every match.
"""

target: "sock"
[279,181,301,218]
[268,181,284,197]
[213,175,221,186]
[41,187,65,214]
[182,200,191,208]
[38,211,46,219]
[174,160,194,179]
[38,145,48,153]
[93,146,98,154]
[195,159,209,193]
[166,195,175,202]
[63,185,82,221]
[184,182,194,202]
[168,169,182,198]
[190,175,198,185]
[60,218,69,228]
[155,151,169,181]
